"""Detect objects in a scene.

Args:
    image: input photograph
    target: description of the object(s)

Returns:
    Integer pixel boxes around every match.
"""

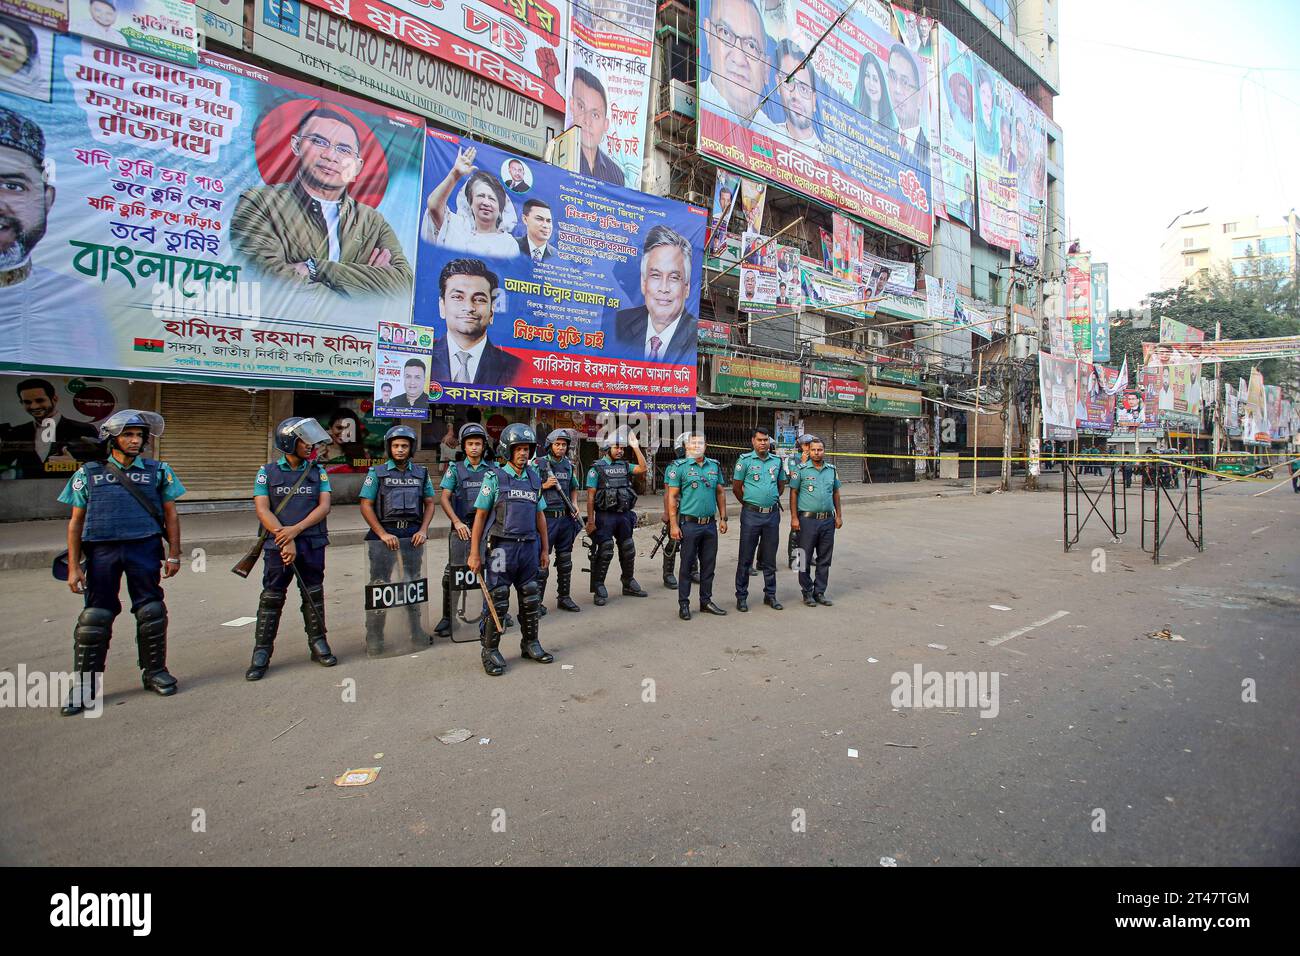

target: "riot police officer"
[434,423,492,636]
[664,432,729,620]
[585,427,648,606]
[533,428,582,615]
[732,426,787,611]
[661,432,700,590]
[358,425,437,655]
[245,417,335,681]
[786,434,813,569]
[789,435,842,606]
[57,410,185,715]
[467,423,551,677]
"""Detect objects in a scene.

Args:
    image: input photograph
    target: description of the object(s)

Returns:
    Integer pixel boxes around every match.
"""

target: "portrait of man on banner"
[610,225,698,364]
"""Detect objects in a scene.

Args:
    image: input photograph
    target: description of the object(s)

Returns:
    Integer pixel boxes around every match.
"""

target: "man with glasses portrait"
[700,0,783,137]
[610,225,697,365]
[229,105,412,298]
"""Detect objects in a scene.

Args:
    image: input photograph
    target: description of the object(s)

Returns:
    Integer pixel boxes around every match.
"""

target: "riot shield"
[359,536,437,658]
[441,530,488,643]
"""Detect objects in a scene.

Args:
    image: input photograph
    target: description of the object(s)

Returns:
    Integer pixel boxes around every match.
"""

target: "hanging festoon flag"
[706,170,742,258]
[740,178,768,234]
[1066,253,1093,360]
[1104,357,1129,395]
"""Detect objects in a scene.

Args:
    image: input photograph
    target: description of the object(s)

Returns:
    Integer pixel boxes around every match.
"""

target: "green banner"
[712,356,801,402]
[867,385,923,417]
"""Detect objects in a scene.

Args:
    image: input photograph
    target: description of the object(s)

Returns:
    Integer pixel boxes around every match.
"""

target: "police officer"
[533,428,582,615]
[732,426,787,611]
[245,417,335,681]
[789,435,842,606]
[358,425,437,655]
[57,410,185,715]
[786,434,813,569]
[585,427,649,606]
[434,423,492,636]
[467,423,551,677]
[661,432,700,590]
[664,432,729,620]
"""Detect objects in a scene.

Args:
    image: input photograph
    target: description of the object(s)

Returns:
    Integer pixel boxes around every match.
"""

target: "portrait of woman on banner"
[855,51,897,134]
[421,145,521,259]
[974,67,999,158]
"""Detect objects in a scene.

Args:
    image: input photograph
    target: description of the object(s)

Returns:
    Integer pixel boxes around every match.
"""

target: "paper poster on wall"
[373,320,433,421]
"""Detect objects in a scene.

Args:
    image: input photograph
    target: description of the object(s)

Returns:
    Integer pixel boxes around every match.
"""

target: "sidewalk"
[0,472,1063,571]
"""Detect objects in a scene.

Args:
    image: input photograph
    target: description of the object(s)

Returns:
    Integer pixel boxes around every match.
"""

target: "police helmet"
[384,424,417,455]
[599,426,630,451]
[500,423,537,456]
[458,422,489,447]
[545,428,572,450]
[800,433,820,447]
[98,409,164,443]
[274,416,331,456]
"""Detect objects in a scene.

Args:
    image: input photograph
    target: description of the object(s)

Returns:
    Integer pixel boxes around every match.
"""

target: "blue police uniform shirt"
[584,454,633,490]
[474,463,548,513]
[359,460,437,500]
[438,458,490,492]
[792,460,841,513]
[253,456,333,497]
[733,451,786,508]
[59,457,186,508]
[665,455,723,517]
[534,453,578,507]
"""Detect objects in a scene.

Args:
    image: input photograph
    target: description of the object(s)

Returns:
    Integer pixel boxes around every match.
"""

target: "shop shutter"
[157,385,271,499]
[832,414,864,482]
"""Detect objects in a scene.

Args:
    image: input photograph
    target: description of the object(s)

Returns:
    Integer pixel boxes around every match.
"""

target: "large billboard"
[1066,252,1092,360]
[696,0,933,245]
[298,0,567,113]
[936,24,974,226]
[1038,351,1078,440]
[67,0,198,67]
[254,0,549,157]
[564,0,655,188]
[1014,90,1046,266]
[971,48,1017,250]
[0,37,425,388]
[412,129,706,414]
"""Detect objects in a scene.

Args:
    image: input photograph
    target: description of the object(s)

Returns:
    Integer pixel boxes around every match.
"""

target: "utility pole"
[1000,244,1017,492]
[973,351,983,495]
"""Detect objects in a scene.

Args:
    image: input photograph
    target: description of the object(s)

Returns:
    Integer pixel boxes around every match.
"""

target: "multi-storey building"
[1160,208,1300,290]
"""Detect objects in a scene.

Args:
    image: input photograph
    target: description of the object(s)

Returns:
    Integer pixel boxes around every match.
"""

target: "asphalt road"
[1,478,1296,866]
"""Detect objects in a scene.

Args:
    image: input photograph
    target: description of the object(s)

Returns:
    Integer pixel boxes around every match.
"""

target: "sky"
[1054,0,1300,308]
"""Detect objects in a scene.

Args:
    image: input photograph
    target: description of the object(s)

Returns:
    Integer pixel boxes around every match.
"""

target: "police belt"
[743,503,776,514]
[798,511,833,520]
[489,533,536,544]
[543,508,570,518]
[679,514,715,524]
[382,520,417,530]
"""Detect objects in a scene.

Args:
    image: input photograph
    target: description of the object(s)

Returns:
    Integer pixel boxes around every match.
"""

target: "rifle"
[649,520,678,560]
[537,456,582,522]
[231,459,316,577]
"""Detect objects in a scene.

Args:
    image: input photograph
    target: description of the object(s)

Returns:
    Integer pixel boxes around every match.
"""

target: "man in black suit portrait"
[430,258,524,386]
[389,357,430,410]
[517,199,558,263]
[1,378,98,479]
[611,224,697,364]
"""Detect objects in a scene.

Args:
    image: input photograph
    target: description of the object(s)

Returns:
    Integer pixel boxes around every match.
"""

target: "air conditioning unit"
[867,329,888,348]
[685,191,709,207]
[668,79,697,119]
[1012,333,1036,359]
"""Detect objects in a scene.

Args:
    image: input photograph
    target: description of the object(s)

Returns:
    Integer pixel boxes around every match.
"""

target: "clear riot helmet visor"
[98,410,165,441]
[291,417,332,453]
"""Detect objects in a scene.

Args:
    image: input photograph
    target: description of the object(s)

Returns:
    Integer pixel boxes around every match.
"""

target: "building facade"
[1160,208,1300,290]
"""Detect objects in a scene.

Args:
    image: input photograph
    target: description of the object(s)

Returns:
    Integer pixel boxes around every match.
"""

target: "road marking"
[1250,526,1270,535]
[988,610,1070,648]
[1163,556,1196,571]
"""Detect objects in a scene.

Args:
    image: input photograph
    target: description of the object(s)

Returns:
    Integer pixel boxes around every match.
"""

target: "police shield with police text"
[467,424,552,677]
[435,423,493,637]
[533,429,582,615]
[585,427,649,606]
[788,436,842,606]
[358,425,436,656]
[245,417,336,681]
[732,426,787,612]
[56,410,185,715]
[664,432,729,621]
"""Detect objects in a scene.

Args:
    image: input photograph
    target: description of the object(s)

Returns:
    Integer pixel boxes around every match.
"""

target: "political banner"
[1160,315,1205,344]
[712,355,800,402]
[412,129,706,415]
[831,212,860,280]
[892,5,942,219]
[1,0,66,30]
[1154,357,1204,429]
[697,319,730,349]
[800,265,874,321]
[1078,362,1117,433]
[298,0,567,112]
[65,0,197,66]
[1266,384,1283,441]
[800,370,827,405]
[1223,381,1240,436]
[858,248,915,296]
[254,0,549,157]
[740,176,767,234]
[936,24,974,226]
[739,231,777,312]
[972,49,1017,251]
[1115,388,1144,429]
[1066,252,1092,360]
[1038,351,1078,440]
[1090,262,1110,361]
[1014,90,1046,267]
[0,38,425,389]
[706,169,741,257]
[565,0,655,187]
[0,372,130,479]
[197,0,242,45]
[697,0,933,245]
[812,358,865,410]
[373,319,433,420]
[0,11,55,101]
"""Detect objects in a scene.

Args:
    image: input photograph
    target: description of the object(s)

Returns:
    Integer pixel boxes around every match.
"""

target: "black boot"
[536,567,549,618]
[481,585,510,676]
[134,600,177,696]
[556,551,580,612]
[592,541,614,606]
[62,607,112,716]
[407,604,431,646]
[662,542,678,589]
[245,589,284,681]
[619,539,647,597]
[301,584,336,666]
[364,610,386,656]
[433,567,452,636]
[519,581,553,663]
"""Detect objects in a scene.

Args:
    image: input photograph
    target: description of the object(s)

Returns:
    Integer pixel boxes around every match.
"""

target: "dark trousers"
[796,516,835,596]
[735,507,780,599]
[592,509,635,546]
[83,537,164,616]
[482,538,541,627]
[545,512,578,555]
[262,541,326,592]
[677,520,718,606]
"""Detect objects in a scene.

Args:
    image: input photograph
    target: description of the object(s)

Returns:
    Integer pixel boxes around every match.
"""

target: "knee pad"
[259,588,287,608]
[520,580,540,605]
[490,584,511,609]
[74,607,114,644]
[618,538,636,561]
[134,600,167,624]
[598,540,615,561]
[556,550,573,573]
